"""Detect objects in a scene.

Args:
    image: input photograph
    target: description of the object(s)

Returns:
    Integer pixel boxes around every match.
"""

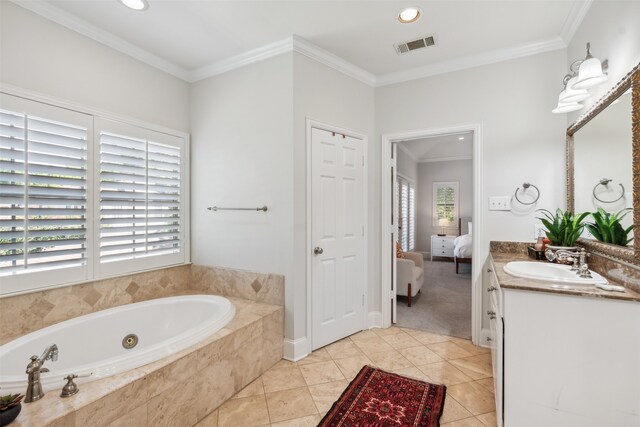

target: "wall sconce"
[552,43,608,114]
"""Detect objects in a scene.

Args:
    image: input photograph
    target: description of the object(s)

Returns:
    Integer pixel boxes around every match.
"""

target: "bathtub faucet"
[24,344,58,403]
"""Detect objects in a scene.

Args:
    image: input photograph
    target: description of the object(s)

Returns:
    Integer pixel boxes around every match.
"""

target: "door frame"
[381,123,484,345]
[306,118,369,353]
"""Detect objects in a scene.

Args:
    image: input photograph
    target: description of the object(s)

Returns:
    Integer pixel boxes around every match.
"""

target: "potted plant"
[586,208,634,246]
[0,394,23,426]
[537,209,589,262]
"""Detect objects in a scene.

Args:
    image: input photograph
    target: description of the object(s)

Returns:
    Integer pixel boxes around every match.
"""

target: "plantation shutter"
[97,119,184,276]
[409,185,415,250]
[0,95,92,293]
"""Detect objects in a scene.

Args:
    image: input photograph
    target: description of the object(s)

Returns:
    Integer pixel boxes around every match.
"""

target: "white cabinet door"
[311,128,365,350]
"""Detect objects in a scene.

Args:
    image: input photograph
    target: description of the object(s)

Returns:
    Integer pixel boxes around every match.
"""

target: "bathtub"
[0,295,235,395]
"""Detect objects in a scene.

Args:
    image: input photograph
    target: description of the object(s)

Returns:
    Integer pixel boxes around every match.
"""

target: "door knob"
[314,247,324,255]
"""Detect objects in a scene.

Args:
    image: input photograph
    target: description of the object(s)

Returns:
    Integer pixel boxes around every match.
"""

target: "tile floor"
[196,326,497,427]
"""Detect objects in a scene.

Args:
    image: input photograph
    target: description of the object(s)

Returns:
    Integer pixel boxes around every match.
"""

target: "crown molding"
[10,0,190,81]
[375,36,566,87]
[187,38,294,82]
[560,0,594,45]
[291,35,376,87]
[419,155,472,163]
[396,143,419,162]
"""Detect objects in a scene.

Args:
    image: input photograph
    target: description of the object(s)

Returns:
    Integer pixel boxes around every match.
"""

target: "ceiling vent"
[394,35,436,55]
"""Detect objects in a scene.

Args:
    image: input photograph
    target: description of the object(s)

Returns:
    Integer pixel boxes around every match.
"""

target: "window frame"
[432,181,459,228]
[0,90,190,297]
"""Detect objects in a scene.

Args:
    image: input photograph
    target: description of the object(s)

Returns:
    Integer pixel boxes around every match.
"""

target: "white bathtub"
[0,295,235,394]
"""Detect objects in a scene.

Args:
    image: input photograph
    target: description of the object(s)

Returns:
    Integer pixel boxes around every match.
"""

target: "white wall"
[0,2,190,132]
[396,146,418,183]
[417,160,473,253]
[292,52,375,353]
[190,54,295,323]
[567,0,640,124]
[375,50,568,331]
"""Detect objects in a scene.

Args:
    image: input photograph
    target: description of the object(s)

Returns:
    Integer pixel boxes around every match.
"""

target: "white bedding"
[454,234,473,258]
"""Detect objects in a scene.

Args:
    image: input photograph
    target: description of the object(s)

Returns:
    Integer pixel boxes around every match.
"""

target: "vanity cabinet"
[488,258,640,427]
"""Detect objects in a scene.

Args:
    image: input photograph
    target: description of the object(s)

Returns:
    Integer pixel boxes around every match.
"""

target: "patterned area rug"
[318,365,447,427]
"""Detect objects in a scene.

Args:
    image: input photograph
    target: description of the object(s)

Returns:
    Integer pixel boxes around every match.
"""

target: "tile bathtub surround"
[196,326,497,427]
[11,297,284,427]
[0,264,284,345]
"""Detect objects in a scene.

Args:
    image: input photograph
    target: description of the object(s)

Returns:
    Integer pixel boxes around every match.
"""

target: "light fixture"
[573,43,608,89]
[552,101,583,114]
[397,7,422,24]
[458,137,464,141]
[559,76,591,103]
[438,218,449,236]
[118,0,148,11]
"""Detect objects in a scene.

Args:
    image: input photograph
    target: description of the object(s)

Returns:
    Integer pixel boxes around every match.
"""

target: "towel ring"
[514,182,540,205]
[592,179,625,203]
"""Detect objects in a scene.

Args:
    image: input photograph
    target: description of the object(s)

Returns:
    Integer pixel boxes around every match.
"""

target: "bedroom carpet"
[396,259,472,339]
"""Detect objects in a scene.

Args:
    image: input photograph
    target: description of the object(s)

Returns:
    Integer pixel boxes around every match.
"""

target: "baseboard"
[479,327,492,348]
[283,337,309,362]
[367,311,382,328]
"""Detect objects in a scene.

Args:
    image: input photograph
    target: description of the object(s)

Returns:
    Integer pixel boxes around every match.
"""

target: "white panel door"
[311,128,365,350]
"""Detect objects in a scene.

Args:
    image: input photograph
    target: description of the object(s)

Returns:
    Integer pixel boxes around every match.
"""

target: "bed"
[454,217,472,273]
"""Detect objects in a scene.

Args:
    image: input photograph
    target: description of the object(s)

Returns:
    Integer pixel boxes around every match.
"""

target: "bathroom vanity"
[487,250,640,427]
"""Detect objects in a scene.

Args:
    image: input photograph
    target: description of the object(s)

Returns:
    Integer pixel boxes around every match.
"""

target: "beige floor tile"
[271,359,297,369]
[389,366,431,382]
[441,395,474,423]
[195,409,218,427]
[265,386,319,423]
[381,331,422,349]
[262,365,307,393]
[449,354,493,380]
[333,354,372,379]
[348,329,379,341]
[270,414,324,427]
[373,326,404,336]
[232,378,264,399]
[447,381,496,415]
[417,361,473,386]
[352,336,394,355]
[449,338,491,356]
[399,345,443,366]
[476,411,498,427]
[297,347,332,365]
[308,379,348,413]
[475,378,495,393]
[217,395,270,427]
[442,417,486,427]
[427,341,474,360]
[402,328,452,344]
[367,349,413,371]
[324,339,364,359]
[299,360,345,386]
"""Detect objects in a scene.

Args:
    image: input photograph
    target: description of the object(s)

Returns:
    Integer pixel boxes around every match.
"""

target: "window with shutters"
[396,175,415,252]
[0,95,188,295]
[433,181,459,227]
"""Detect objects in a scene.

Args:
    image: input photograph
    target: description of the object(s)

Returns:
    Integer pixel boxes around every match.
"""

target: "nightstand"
[431,235,456,261]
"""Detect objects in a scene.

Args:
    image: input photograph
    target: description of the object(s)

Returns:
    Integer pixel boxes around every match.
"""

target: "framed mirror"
[567,62,639,263]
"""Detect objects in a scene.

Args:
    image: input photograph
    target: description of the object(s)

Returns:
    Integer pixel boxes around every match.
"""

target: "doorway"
[395,133,474,338]
[381,124,484,345]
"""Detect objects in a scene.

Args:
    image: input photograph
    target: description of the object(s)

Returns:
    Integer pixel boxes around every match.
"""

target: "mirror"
[567,63,639,262]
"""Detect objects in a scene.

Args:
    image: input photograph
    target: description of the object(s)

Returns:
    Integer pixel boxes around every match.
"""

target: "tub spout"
[24,344,58,403]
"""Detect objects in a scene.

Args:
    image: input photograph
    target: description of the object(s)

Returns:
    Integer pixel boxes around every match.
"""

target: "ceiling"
[14,0,591,84]
[399,132,473,162]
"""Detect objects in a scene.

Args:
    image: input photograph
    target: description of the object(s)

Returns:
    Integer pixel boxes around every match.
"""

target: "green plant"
[537,209,590,247]
[0,394,23,411]
[585,208,634,246]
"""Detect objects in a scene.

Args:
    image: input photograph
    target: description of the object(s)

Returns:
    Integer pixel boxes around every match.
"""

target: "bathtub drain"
[122,334,138,349]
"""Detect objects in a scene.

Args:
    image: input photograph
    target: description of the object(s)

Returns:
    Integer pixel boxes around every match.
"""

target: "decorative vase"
[0,404,21,426]
[545,245,578,264]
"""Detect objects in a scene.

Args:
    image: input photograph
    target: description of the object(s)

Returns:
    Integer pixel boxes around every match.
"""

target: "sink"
[503,261,607,285]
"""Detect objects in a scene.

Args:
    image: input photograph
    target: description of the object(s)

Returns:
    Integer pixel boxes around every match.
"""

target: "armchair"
[397,251,424,307]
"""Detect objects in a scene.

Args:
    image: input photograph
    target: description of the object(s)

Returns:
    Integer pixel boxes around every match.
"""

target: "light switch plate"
[489,196,511,211]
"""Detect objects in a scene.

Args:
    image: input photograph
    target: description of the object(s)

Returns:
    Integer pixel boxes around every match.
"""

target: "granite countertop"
[491,251,640,303]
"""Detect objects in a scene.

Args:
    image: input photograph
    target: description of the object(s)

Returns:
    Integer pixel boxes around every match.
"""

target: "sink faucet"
[25,344,58,403]
[577,248,592,278]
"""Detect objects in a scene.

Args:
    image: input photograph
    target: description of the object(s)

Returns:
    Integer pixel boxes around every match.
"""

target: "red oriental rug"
[318,365,446,427]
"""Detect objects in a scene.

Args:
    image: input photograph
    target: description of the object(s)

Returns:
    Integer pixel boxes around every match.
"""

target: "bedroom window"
[397,175,415,251]
[433,181,459,227]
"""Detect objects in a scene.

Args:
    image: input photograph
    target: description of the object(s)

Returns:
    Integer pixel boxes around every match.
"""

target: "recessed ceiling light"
[119,0,148,11]
[397,7,422,24]
[458,137,465,140]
